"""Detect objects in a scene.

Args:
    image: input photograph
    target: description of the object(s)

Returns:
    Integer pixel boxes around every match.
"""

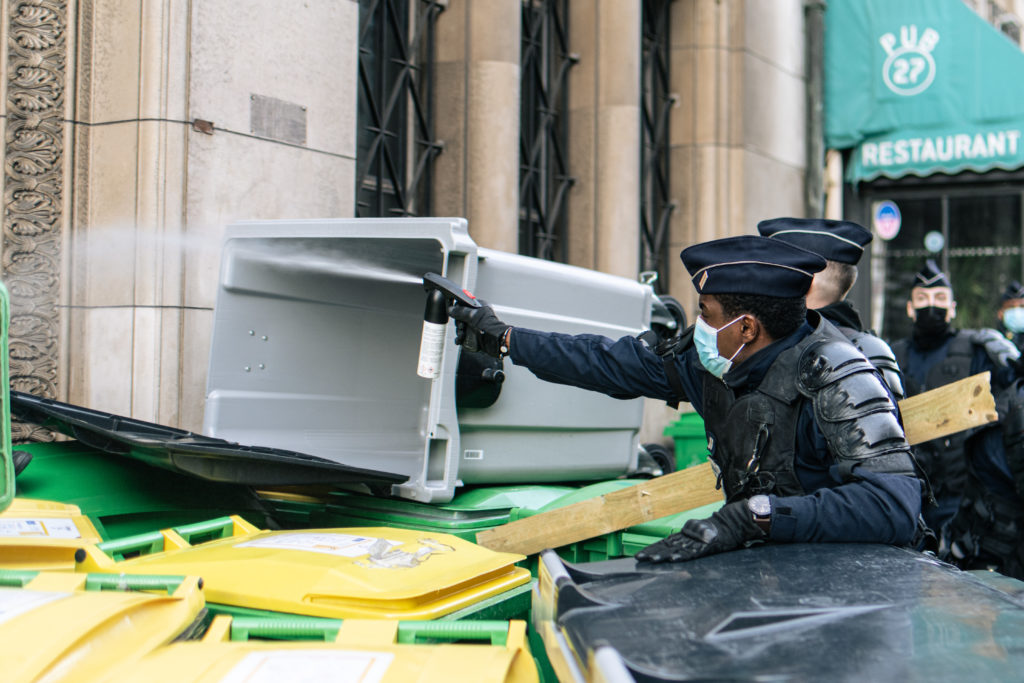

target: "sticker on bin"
[0,589,68,626]
[0,518,81,539]
[236,533,403,558]
[220,650,393,683]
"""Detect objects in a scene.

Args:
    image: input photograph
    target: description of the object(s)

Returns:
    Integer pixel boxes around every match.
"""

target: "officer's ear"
[738,314,761,343]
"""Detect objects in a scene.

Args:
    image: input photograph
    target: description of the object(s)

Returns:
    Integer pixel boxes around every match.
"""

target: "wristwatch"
[747,494,772,535]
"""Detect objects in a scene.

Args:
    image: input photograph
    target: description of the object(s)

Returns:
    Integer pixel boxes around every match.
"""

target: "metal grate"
[640,0,676,293]
[356,0,444,217]
[519,0,576,261]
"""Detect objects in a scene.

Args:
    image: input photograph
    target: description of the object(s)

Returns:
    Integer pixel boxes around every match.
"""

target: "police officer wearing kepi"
[997,280,1024,352]
[892,259,1020,536]
[757,217,904,399]
[450,235,923,563]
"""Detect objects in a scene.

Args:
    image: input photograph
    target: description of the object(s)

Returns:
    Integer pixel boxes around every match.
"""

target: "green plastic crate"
[663,411,710,470]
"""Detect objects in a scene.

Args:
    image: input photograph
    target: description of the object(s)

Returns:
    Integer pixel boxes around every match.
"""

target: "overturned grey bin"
[203,218,655,502]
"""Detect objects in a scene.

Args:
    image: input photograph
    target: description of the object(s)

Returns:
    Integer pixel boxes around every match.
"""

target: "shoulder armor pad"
[797,339,876,393]
[969,327,1021,368]
[797,339,916,477]
[847,331,905,400]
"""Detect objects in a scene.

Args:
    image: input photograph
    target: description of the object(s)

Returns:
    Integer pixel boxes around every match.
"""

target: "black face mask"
[913,306,951,337]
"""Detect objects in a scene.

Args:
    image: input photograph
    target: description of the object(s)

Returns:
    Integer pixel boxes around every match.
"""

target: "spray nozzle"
[422,272,482,310]
[417,273,481,379]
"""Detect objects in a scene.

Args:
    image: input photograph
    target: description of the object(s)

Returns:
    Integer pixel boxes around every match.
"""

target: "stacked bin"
[663,411,710,470]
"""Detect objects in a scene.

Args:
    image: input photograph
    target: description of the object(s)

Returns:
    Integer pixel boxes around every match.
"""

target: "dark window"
[641,0,675,293]
[519,0,576,261]
[849,178,1024,339]
[356,0,444,217]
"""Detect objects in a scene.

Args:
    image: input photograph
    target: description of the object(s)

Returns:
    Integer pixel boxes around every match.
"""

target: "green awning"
[826,0,1024,182]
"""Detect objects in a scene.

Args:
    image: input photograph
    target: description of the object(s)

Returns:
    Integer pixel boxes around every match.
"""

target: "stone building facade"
[0,0,809,441]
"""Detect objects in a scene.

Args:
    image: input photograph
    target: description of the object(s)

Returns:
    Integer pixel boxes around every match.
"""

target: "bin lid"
[0,498,103,571]
[108,617,537,683]
[77,520,531,620]
[536,544,1024,681]
[10,391,407,488]
[0,571,204,683]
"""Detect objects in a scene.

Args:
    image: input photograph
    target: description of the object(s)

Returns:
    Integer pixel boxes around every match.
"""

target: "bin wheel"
[643,442,676,475]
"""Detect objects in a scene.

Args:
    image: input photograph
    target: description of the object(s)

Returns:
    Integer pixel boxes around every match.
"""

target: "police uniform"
[943,382,1024,580]
[488,236,923,556]
[757,217,905,399]
[892,261,1020,534]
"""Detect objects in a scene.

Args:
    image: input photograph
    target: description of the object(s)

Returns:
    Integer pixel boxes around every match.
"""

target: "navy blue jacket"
[509,322,922,545]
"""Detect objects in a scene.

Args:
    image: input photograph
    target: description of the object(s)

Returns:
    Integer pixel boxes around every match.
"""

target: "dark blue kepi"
[680,235,826,298]
[757,217,872,265]
[914,259,952,289]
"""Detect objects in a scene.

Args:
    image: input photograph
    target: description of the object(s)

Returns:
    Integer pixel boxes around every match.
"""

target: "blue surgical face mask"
[694,315,746,379]
[1005,307,1024,333]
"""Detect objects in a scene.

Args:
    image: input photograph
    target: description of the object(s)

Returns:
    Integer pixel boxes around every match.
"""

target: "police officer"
[891,260,1020,535]
[997,280,1024,353]
[941,384,1024,580]
[757,217,904,399]
[451,235,922,563]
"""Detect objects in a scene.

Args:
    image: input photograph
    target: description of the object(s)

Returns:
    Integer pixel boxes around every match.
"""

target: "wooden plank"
[899,371,997,446]
[476,461,720,556]
[476,371,998,556]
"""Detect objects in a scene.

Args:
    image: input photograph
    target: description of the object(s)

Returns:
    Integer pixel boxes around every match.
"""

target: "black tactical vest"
[893,334,974,498]
[701,317,850,503]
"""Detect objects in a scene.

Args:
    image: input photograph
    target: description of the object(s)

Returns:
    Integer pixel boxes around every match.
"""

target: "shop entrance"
[845,173,1024,343]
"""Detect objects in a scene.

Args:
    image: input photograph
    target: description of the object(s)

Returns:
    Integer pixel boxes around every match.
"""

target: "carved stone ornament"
[4,0,67,442]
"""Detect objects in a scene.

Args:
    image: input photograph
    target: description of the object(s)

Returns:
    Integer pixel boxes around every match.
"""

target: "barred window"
[519,0,576,260]
[640,0,675,292]
[356,0,444,217]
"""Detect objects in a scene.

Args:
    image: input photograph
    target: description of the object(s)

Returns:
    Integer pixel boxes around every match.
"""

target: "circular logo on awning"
[880,26,940,97]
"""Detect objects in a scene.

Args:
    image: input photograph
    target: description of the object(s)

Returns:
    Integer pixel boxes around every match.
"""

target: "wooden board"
[477,461,721,556]
[476,372,998,556]
[899,371,997,446]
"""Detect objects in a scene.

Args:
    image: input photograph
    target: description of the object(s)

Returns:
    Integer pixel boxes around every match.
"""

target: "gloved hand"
[449,300,512,358]
[971,328,1021,368]
[634,500,765,563]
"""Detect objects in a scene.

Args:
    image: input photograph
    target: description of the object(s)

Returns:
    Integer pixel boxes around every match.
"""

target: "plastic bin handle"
[85,573,187,594]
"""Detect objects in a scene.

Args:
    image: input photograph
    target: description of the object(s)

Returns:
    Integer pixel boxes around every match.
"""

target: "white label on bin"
[0,517,81,539]
[463,449,483,460]
[235,533,402,558]
[220,650,393,682]
[0,589,69,626]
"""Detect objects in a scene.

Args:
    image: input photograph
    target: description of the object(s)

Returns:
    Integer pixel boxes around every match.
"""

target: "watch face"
[748,495,771,517]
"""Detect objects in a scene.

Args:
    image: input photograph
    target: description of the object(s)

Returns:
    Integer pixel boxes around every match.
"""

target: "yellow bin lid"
[101,616,538,683]
[0,571,205,683]
[77,516,530,620]
[0,498,103,571]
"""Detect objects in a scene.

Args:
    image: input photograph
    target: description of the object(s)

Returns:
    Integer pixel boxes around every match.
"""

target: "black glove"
[449,300,512,358]
[634,500,764,563]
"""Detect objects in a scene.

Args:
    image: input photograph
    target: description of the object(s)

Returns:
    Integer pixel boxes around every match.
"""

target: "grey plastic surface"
[204,218,651,502]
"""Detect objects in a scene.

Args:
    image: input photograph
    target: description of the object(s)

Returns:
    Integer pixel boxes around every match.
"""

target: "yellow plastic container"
[77,515,532,620]
[101,615,538,682]
[0,498,103,571]
[0,570,205,683]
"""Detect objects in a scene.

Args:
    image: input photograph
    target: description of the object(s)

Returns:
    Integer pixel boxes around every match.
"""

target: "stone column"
[667,0,807,312]
[1,0,71,441]
[433,0,520,253]
[567,0,641,279]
